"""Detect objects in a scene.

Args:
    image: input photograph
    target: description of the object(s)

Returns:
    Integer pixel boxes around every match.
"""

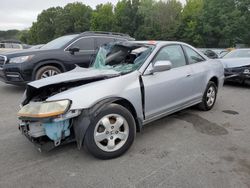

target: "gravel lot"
[0,82,249,188]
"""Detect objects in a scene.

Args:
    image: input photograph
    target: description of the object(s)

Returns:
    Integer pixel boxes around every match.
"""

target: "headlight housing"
[17,100,71,118]
[9,55,33,64]
[244,69,250,74]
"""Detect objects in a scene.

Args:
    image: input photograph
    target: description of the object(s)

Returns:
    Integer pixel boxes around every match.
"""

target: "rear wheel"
[35,65,61,80]
[198,81,217,111]
[84,104,136,159]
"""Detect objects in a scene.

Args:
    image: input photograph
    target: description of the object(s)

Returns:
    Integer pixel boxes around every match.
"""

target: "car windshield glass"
[41,35,78,50]
[93,42,154,74]
[223,50,250,58]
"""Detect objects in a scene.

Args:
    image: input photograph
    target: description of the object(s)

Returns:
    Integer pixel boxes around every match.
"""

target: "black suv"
[0,31,134,85]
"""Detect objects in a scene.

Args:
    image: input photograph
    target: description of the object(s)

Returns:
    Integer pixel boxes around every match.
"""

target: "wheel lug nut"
[106,131,109,134]
[115,131,118,134]
[110,136,113,139]
[111,126,114,129]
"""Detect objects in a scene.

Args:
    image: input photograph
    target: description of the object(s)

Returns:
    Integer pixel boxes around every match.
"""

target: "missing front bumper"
[18,110,81,151]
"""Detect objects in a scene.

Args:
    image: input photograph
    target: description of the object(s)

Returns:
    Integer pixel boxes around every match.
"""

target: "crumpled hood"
[28,67,120,89]
[219,58,250,68]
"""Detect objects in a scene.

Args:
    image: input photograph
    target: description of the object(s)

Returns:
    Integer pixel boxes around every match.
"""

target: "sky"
[0,0,186,31]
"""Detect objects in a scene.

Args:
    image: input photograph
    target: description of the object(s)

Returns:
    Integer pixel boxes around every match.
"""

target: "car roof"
[79,31,134,40]
[125,40,195,47]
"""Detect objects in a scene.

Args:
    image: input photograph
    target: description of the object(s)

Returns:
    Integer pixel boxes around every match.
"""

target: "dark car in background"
[220,49,250,84]
[0,31,134,85]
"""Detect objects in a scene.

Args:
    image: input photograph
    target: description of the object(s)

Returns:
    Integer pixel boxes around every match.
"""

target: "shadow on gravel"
[222,110,239,115]
[39,142,79,156]
[224,81,250,89]
[174,112,228,136]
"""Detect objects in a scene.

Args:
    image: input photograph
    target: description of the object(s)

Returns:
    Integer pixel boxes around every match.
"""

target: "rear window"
[95,37,115,48]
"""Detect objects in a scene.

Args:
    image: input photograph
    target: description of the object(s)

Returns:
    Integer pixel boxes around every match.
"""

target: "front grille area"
[226,66,250,73]
[0,55,6,68]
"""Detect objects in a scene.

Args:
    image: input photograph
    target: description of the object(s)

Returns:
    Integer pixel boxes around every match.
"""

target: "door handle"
[186,74,191,77]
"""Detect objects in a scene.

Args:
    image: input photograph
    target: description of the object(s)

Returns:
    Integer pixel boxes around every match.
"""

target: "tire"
[84,104,136,159]
[35,65,61,80]
[198,81,217,111]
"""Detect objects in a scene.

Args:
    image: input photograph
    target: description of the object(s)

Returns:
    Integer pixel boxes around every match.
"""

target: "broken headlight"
[17,100,71,118]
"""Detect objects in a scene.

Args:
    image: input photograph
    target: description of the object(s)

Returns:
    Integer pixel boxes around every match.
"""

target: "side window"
[153,45,186,68]
[95,37,115,48]
[70,37,94,51]
[184,46,205,64]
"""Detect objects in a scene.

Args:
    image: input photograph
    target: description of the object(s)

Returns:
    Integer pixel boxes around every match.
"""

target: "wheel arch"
[209,76,219,87]
[113,98,142,132]
[32,60,66,80]
[73,97,142,150]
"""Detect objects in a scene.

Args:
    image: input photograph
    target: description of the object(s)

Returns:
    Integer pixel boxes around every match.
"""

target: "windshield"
[93,42,154,74]
[41,34,78,50]
[223,49,250,58]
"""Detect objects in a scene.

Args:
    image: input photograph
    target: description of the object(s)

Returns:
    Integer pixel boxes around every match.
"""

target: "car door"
[182,45,208,98]
[142,44,195,119]
[66,37,95,68]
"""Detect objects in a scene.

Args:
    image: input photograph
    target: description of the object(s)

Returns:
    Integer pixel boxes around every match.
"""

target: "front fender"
[73,97,122,149]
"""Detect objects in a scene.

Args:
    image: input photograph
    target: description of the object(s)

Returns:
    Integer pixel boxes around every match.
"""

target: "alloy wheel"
[41,70,59,78]
[206,86,216,107]
[94,114,129,152]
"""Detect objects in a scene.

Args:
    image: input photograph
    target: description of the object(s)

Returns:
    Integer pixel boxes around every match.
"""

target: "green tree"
[201,0,250,47]
[90,3,115,31]
[114,0,141,36]
[31,7,63,44]
[177,0,204,47]
[54,3,92,37]
[135,0,182,40]
[18,30,30,43]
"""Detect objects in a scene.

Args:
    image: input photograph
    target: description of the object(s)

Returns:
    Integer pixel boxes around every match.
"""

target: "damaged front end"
[224,65,250,82]
[18,100,81,152]
[17,67,121,152]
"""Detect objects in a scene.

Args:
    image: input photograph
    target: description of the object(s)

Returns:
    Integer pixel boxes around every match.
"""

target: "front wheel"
[35,65,61,80]
[84,104,136,159]
[198,81,217,111]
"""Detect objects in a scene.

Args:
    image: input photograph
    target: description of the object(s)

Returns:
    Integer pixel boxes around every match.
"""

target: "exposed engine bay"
[22,76,112,105]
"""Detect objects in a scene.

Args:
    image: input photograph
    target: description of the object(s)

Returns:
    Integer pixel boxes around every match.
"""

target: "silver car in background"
[220,49,250,84]
[18,41,224,159]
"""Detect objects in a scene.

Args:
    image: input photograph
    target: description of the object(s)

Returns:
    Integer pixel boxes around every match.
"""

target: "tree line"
[4,0,250,48]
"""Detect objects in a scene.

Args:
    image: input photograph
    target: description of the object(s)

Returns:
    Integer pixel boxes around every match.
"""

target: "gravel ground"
[0,82,249,188]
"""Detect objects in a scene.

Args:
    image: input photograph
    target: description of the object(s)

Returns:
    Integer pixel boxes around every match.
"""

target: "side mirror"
[69,47,80,55]
[152,60,172,73]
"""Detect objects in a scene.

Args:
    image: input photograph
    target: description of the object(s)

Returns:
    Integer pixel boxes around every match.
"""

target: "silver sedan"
[18,41,224,159]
